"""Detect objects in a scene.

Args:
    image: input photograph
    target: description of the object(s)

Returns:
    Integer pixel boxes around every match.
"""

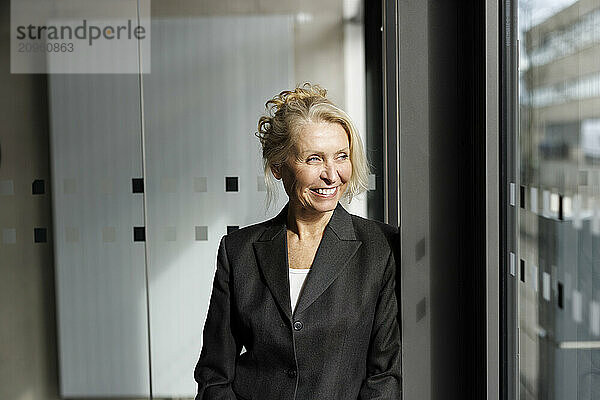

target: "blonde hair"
[256,83,370,208]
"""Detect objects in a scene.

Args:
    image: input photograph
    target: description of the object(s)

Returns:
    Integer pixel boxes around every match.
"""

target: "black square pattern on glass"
[195,226,208,241]
[34,227,47,243]
[134,226,146,242]
[416,297,426,322]
[32,179,45,195]
[558,194,564,220]
[416,238,426,262]
[225,176,239,192]
[520,185,525,209]
[520,259,525,282]
[132,178,144,194]
[558,283,564,309]
[227,226,239,234]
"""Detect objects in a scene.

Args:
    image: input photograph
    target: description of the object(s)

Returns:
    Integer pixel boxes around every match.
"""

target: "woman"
[194,84,401,399]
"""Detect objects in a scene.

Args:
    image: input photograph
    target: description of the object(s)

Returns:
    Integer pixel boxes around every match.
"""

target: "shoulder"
[343,211,400,285]
[347,212,399,260]
[218,216,282,260]
[349,213,398,242]
[220,219,270,246]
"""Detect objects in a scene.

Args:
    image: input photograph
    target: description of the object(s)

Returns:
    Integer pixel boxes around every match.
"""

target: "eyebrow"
[300,147,350,156]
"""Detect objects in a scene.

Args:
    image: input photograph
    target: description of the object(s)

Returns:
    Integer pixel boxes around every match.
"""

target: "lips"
[310,187,338,197]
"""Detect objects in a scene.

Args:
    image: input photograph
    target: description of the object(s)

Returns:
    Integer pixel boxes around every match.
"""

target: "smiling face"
[272,121,352,216]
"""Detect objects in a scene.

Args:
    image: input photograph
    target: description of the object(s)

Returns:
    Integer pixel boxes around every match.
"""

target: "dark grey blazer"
[194,203,401,400]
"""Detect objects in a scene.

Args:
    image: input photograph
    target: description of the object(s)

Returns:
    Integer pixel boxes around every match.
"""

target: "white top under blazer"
[288,267,310,314]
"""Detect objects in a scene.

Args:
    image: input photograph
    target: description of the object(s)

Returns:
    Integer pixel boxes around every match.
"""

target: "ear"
[270,164,282,180]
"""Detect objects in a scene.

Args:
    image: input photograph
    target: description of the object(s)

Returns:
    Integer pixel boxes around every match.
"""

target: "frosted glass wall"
[49,74,151,397]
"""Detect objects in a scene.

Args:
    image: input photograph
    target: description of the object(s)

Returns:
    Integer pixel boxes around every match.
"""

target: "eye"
[306,155,321,162]
[337,153,349,160]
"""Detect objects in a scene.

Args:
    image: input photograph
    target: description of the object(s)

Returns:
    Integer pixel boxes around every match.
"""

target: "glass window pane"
[518,0,600,398]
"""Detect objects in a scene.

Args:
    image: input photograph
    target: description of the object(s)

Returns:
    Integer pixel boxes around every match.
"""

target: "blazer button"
[293,321,303,331]
[287,369,297,378]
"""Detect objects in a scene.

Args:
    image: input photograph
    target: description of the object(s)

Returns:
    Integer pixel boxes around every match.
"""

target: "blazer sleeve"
[358,249,402,400]
[194,236,240,400]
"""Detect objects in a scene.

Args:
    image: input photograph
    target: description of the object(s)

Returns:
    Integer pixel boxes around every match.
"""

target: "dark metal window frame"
[385,0,497,398]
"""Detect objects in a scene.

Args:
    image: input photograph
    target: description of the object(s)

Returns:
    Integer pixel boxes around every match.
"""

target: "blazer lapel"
[294,203,362,315]
[253,205,293,321]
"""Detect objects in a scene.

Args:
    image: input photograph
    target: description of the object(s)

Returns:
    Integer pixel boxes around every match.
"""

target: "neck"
[286,202,335,240]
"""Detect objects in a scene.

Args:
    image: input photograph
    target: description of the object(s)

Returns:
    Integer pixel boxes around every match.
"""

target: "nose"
[320,162,338,184]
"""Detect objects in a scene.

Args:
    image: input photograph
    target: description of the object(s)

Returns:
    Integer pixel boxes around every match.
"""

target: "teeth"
[315,187,336,195]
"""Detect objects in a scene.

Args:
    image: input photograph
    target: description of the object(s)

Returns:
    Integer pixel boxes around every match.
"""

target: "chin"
[308,198,339,213]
